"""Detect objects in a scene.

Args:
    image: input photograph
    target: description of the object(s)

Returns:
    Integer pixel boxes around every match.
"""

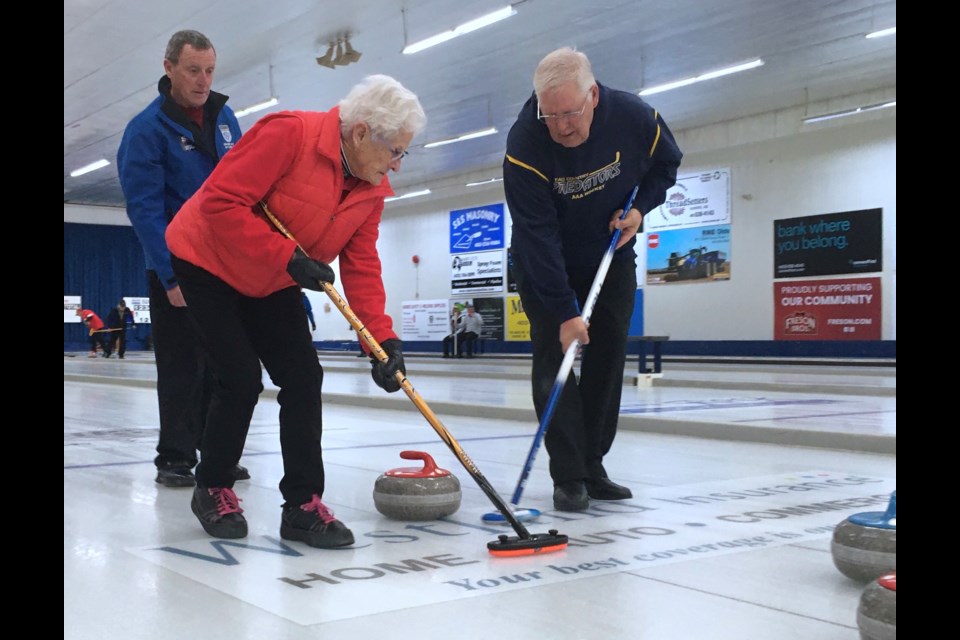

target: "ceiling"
[64,0,896,209]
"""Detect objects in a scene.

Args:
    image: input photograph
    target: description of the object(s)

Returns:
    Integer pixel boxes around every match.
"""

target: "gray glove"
[371,339,405,393]
[287,249,335,290]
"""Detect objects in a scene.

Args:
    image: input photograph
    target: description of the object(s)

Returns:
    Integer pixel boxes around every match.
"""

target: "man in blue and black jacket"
[117,29,248,488]
[504,47,682,512]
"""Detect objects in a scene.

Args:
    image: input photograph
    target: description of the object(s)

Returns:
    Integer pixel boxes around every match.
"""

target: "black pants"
[442,331,478,356]
[148,270,209,469]
[172,255,324,506]
[88,332,108,354]
[515,257,636,484]
[108,328,127,358]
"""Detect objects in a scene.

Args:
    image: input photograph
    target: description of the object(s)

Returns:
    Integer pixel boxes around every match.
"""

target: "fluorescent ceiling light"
[70,159,111,177]
[403,6,517,54]
[466,177,503,187]
[234,97,279,118]
[639,59,764,96]
[385,188,432,203]
[424,127,498,149]
[803,101,896,124]
[866,27,896,39]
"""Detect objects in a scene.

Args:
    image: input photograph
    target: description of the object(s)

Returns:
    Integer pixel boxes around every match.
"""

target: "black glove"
[287,249,335,291]
[371,338,405,393]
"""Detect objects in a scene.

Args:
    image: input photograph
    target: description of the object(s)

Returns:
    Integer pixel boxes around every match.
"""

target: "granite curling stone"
[857,571,896,640]
[831,490,896,582]
[373,450,461,521]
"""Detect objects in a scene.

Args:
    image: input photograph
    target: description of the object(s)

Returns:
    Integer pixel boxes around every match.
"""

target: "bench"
[627,336,670,373]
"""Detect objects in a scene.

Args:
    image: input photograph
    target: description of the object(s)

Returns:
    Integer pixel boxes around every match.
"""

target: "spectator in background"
[106,299,136,359]
[459,304,484,357]
[441,307,463,358]
[117,29,249,488]
[76,308,107,358]
[302,292,317,331]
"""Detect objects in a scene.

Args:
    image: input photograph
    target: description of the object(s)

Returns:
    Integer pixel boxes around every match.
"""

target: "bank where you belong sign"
[774,208,882,278]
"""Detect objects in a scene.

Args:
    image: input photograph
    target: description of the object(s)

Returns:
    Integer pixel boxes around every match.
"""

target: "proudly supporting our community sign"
[773,277,881,340]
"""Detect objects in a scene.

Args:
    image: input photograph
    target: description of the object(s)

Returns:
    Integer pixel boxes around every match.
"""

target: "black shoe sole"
[553,498,590,512]
[585,483,633,501]
[156,474,196,488]
[280,524,355,548]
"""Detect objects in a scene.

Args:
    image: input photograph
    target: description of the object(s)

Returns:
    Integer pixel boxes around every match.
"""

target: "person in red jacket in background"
[76,309,107,357]
[165,74,426,549]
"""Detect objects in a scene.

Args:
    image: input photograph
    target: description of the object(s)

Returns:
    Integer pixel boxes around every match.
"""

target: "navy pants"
[515,257,636,484]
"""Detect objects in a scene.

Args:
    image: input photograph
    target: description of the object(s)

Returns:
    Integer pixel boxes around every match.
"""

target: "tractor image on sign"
[648,246,729,283]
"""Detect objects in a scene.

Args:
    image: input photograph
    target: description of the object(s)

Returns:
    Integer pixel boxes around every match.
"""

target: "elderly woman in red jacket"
[166,75,426,549]
[76,308,107,357]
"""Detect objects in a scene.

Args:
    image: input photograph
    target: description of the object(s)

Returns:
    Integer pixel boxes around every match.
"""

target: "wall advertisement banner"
[773,277,881,340]
[450,297,504,340]
[451,250,504,294]
[449,203,505,254]
[125,297,152,324]
[774,208,882,278]
[505,294,530,341]
[646,169,731,232]
[64,295,82,323]
[646,225,731,285]
[401,299,451,341]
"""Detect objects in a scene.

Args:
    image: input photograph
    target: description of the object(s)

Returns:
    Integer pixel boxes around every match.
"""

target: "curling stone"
[373,450,461,521]
[857,572,896,640]
[831,490,896,582]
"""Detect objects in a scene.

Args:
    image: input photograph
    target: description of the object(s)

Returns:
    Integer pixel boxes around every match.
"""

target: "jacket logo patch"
[553,152,621,197]
[219,124,233,143]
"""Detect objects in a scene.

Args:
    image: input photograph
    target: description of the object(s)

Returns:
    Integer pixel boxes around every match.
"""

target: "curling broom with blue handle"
[482,185,640,524]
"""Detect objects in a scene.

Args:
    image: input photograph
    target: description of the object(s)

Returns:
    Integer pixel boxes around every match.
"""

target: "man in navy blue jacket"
[117,30,249,487]
[504,47,682,511]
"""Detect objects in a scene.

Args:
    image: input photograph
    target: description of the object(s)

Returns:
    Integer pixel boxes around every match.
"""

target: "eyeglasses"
[377,138,409,162]
[537,92,590,123]
[388,146,409,162]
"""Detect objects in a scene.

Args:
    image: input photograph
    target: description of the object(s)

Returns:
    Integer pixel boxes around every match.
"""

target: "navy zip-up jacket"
[504,83,682,322]
[117,76,242,289]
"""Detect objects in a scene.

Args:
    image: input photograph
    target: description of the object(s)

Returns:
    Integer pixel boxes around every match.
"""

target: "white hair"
[533,47,596,98]
[339,75,427,140]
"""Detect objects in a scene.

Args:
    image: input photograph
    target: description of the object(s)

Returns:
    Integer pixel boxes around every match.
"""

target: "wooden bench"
[627,336,670,373]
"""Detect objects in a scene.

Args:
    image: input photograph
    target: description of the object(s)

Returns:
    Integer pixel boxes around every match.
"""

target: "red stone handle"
[385,451,449,478]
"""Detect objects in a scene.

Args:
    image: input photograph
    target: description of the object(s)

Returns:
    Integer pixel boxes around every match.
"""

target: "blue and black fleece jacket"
[504,82,683,323]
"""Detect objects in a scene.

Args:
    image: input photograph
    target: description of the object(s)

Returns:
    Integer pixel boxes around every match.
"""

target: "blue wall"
[64,223,149,348]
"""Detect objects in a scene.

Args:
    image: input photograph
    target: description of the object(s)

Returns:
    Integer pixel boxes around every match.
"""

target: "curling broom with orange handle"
[259,200,567,557]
